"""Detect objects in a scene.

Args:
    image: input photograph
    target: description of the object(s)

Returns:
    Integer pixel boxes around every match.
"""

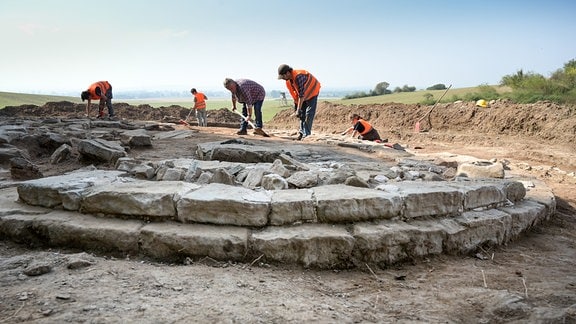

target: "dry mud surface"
[1,100,575,323]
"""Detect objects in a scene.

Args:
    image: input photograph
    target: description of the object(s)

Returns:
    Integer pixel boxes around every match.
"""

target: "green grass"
[339,86,512,105]
[0,91,82,108]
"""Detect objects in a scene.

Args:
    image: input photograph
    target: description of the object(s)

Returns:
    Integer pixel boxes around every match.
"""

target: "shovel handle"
[230,108,257,129]
[418,84,452,122]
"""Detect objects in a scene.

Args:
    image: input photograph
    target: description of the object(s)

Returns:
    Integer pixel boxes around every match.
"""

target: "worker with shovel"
[277,64,321,141]
[191,88,208,127]
[223,78,267,136]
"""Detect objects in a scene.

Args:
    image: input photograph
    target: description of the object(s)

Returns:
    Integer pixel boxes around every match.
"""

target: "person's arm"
[341,126,354,136]
[295,75,307,112]
[246,104,253,120]
[193,96,198,109]
[95,87,107,101]
[240,86,254,119]
[231,94,237,110]
[351,122,362,137]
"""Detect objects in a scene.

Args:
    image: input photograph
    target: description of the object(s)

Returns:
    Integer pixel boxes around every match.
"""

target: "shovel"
[179,108,195,126]
[414,84,452,133]
[229,108,270,137]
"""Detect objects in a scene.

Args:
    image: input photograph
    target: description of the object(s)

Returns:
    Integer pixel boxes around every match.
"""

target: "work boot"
[295,133,303,141]
[236,130,248,135]
[253,128,266,136]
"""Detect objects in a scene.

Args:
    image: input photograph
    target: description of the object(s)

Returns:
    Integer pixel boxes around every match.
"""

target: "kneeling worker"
[341,113,384,142]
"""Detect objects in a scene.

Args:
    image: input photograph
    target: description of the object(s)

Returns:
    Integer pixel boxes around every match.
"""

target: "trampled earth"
[1,99,575,323]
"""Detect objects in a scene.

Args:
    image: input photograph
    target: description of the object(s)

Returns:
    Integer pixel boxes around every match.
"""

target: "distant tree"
[343,91,370,99]
[373,82,390,95]
[393,87,402,93]
[426,84,447,90]
[402,85,416,92]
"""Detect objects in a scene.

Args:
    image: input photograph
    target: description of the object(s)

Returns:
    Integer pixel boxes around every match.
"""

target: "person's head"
[191,88,197,94]
[81,91,90,101]
[350,113,361,122]
[277,64,293,80]
[223,78,236,91]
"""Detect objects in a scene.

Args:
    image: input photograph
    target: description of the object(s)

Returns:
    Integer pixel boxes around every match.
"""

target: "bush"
[419,93,435,105]
[426,84,447,90]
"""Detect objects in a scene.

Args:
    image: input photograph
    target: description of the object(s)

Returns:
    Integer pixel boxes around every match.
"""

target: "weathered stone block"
[177,183,270,226]
[140,222,249,261]
[251,224,354,268]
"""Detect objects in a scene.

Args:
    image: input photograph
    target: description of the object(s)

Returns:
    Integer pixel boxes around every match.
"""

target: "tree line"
[344,59,576,105]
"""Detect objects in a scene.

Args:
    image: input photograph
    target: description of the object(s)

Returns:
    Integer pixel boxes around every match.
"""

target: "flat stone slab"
[81,180,200,219]
[17,169,125,209]
[177,183,270,226]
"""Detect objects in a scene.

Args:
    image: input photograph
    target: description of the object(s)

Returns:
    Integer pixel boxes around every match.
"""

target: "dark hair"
[191,88,197,93]
[278,64,292,75]
[81,91,89,101]
[350,113,362,120]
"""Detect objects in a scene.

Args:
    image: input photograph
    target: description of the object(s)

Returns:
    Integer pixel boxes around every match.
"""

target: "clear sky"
[1,0,575,95]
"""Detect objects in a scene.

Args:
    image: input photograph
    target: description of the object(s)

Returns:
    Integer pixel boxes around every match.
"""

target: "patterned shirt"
[294,74,308,98]
[234,79,266,106]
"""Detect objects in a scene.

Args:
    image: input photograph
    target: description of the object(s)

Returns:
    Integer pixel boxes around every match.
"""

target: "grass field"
[0,91,83,108]
[1,86,496,122]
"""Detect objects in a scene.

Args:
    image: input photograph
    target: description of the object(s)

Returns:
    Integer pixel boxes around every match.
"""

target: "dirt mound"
[0,101,240,124]
[3,100,575,146]
[267,100,576,145]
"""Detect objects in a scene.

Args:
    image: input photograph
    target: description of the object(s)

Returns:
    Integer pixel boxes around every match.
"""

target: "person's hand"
[295,109,302,118]
[232,107,237,112]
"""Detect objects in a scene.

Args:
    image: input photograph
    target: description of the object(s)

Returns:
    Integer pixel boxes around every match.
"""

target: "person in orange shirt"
[191,88,208,127]
[277,64,321,140]
[341,113,384,142]
[81,81,115,119]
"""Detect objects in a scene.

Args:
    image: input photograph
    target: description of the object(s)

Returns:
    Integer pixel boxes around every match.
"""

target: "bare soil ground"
[1,100,575,323]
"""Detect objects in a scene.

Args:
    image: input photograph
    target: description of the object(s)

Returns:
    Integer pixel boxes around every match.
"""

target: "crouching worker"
[81,81,115,119]
[341,113,385,142]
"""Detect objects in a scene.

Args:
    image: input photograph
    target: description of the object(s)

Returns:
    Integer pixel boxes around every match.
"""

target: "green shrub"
[426,84,448,90]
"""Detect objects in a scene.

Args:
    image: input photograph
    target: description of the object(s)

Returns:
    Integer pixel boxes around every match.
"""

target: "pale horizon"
[1,0,575,96]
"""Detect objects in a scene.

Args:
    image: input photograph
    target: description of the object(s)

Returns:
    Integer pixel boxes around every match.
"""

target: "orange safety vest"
[355,119,373,135]
[88,81,111,100]
[285,70,321,102]
[194,92,207,109]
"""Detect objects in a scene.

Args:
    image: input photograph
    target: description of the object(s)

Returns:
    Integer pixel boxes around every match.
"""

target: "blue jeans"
[298,95,318,137]
[240,100,264,131]
[100,87,114,117]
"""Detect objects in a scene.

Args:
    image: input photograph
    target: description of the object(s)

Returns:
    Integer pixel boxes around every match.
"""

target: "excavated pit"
[0,101,564,268]
[0,131,555,269]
